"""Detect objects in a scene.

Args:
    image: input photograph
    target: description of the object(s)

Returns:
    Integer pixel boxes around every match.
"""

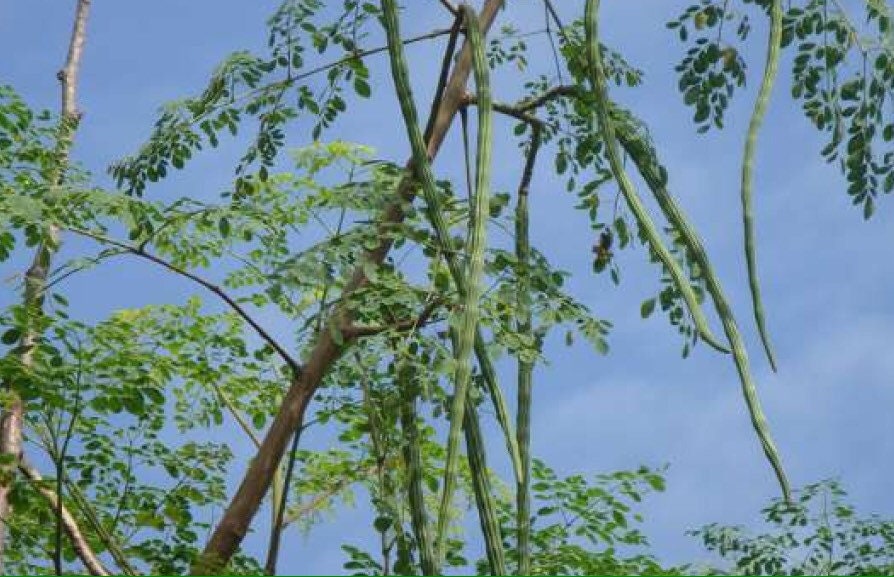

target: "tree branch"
[19,460,110,576]
[192,2,507,572]
[436,0,459,17]
[187,27,457,133]
[342,298,444,338]
[0,0,92,571]
[281,464,379,527]
[67,227,301,376]
[64,480,138,576]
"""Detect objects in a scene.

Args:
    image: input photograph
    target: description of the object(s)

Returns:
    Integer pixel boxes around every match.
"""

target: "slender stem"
[263,413,304,575]
[463,400,507,576]
[212,385,262,449]
[64,480,138,576]
[424,13,464,143]
[437,0,459,17]
[54,352,85,576]
[68,226,301,376]
[397,361,437,575]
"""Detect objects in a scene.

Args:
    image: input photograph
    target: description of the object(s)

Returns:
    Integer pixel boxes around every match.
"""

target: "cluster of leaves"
[485,461,676,576]
[782,0,894,218]
[0,296,277,574]
[485,245,612,361]
[487,25,530,72]
[667,0,751,132]
[691,480,894,575]
[669,0,894,217]
[108,0,379,197]
[0,86,75,257]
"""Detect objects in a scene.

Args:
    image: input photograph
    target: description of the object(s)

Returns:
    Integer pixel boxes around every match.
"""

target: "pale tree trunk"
[193,1,507,572]
[0,0,92,570]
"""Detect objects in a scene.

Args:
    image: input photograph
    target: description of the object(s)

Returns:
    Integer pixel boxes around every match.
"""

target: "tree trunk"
[193,1,507,572]
[0,0,92,569]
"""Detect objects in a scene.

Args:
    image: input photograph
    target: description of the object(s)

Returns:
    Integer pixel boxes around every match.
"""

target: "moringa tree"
[1,0,892,574]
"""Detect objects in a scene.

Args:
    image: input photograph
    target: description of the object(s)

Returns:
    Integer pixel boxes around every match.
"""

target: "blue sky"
[2,0,894,574]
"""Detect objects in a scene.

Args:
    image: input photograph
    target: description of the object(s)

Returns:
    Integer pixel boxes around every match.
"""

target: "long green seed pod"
[397,363,438,576]
[378,0,522,488]
[740,0,783,372]
[434,3,493,561]
[379,0,511,561]
[514,128,541,576]
[613,108,792,504]
[464,399,508,576]
[583,0,730,356]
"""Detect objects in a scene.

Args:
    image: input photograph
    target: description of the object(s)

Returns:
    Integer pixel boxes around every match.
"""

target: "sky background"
[2,0,893,574]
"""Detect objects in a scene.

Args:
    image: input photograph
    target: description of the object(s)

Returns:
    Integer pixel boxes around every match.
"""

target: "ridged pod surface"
[740,0,784,372]
[582,0,730,356]
[397,363,437,575]
[379,0,509,567]
[515,127,541,576]
[612,105,792,503]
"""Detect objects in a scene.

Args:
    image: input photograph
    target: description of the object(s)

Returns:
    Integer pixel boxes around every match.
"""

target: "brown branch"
[514,84,579,113]
[0,0,92,571]
[192,1,507,572]
[19,460,110,576]
[542,0,565,30]
[461,92,543,127]
[436,0,459,17]
[424,12,464,143]
[461,84,583,128]
[342,298,444,338]
[68,227,301,376]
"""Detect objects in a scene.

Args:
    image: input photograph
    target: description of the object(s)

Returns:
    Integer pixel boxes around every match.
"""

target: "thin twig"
[437,0,459,17]
[185,27,457,134]
[68,227,301,376]
[280,465,379,526]
[343,298,445,338]
[424,13,464,143]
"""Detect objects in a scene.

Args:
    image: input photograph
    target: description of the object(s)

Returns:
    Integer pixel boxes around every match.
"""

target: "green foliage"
[481,461,679,576]
[670,0,894,217]
[4,0,894,574]
[691,480,894,575]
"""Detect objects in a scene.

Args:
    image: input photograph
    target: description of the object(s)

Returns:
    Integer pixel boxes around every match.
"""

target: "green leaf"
[373,516,392,532]
[354,78,371,98]
[640,298,656,318]
[1,328,21,345]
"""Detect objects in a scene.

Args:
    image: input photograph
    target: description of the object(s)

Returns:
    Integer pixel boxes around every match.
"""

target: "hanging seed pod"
[379,0,514,565]
[613,106,792,504]
[582,0,729,355]
[740,0,783,372]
